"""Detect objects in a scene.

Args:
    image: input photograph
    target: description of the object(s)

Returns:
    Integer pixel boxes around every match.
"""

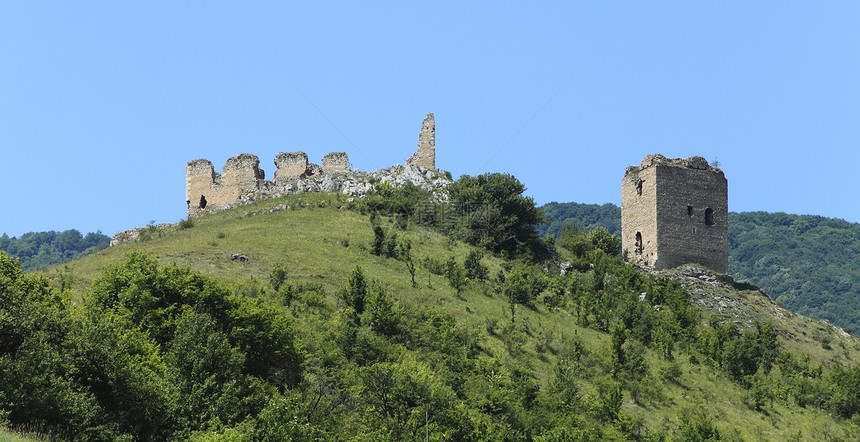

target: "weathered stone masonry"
[406,113,435,170]
[186,151,350,218]
[185,114,440,219]
[322,152,350,173]
[621,154,728,273]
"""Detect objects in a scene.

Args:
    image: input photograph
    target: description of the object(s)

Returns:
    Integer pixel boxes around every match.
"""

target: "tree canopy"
[0,229,110,271]
[447,173,547,258]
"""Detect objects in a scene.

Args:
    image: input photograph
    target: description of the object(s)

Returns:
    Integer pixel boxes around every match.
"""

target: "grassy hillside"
[0,429,41,442]
[14,192,856,440]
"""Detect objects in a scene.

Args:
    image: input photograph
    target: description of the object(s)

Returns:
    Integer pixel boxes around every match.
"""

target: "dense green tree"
[448,173,547,258]
[825,364,860,418]
[365,285,400,337]
[339,265,369,315]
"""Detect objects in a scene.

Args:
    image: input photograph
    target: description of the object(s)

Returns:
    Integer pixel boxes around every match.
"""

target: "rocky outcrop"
[218,164,451,212]
[305,163,323,177]
[111,223,176,247]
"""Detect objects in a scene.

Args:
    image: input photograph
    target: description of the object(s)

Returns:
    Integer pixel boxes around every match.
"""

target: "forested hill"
[0,230,110,271]
[538,202,860,331]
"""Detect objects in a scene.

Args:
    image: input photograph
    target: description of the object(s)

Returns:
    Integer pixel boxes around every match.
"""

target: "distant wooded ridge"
[538,202,860,332]
[0,230,110,271]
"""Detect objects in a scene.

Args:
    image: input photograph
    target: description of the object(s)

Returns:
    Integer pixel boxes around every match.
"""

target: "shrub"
[464,249,488,281]
[269,265,289,292]
[178,219,194,229]
[444,256,467,293]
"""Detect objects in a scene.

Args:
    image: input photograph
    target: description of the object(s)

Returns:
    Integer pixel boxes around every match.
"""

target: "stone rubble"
[110,223,176,247]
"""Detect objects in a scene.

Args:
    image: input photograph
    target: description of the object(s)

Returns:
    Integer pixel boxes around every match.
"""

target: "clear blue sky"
[2,2,859,238]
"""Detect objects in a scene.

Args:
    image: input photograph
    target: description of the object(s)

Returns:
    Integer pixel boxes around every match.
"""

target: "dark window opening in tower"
[635,232,643,255]
[705,208,714,226]
[636,180,644,196]
[687,205,693,216]
[199,195,208,209]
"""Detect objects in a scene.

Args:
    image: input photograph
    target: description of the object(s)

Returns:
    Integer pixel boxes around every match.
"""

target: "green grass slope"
[0,429,40,442]
[29,193,860,440]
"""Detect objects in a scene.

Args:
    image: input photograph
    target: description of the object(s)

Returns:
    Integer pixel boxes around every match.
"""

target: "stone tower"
[406,113,435,169]
[621,154,728,273]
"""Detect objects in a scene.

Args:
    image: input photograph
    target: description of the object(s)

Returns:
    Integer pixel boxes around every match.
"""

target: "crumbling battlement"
[186,114,441,219]
[187,151,351,218]
[621,154,728,273]
[624,154,720,176]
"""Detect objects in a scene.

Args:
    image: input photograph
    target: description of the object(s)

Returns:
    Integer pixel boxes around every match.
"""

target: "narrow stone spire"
[406,112,435,169]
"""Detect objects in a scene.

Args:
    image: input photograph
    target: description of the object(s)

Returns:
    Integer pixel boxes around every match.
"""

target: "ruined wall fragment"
[274,151,308,180]
[186,154,265,218]
[321,152,350,173]
[406,113,435,170]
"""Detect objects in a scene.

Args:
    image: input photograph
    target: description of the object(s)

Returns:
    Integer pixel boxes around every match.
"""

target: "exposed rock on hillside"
[220,164,451,212]
[651,264,855,354]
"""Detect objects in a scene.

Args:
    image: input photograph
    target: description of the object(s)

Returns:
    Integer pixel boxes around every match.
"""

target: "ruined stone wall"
[187,151,354,218]
[621,165,659,268]
[186,113,436,219]
[621,154,728,273]
[321,152,350,173]
[406,113,435,169]
[186,153,266,218]
[274,152,308,180]
[186,159,219,218]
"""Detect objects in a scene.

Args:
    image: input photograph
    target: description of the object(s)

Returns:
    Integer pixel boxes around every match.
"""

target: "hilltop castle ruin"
[185,113,442,218]
[621,154,728,273]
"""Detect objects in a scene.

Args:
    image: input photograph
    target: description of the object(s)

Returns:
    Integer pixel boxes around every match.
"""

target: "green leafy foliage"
[447,173,548,258]
[443,255,467,293]
[463,249,489,281]
[556,223,621,259]
[0,251,303,440]
[728,212,860,330]
[4,191,860,440]
[539,203,860,331]
[0,230,110,271]
[338,265,369,315]
[675,408,722,441]
[537,202,621,238]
